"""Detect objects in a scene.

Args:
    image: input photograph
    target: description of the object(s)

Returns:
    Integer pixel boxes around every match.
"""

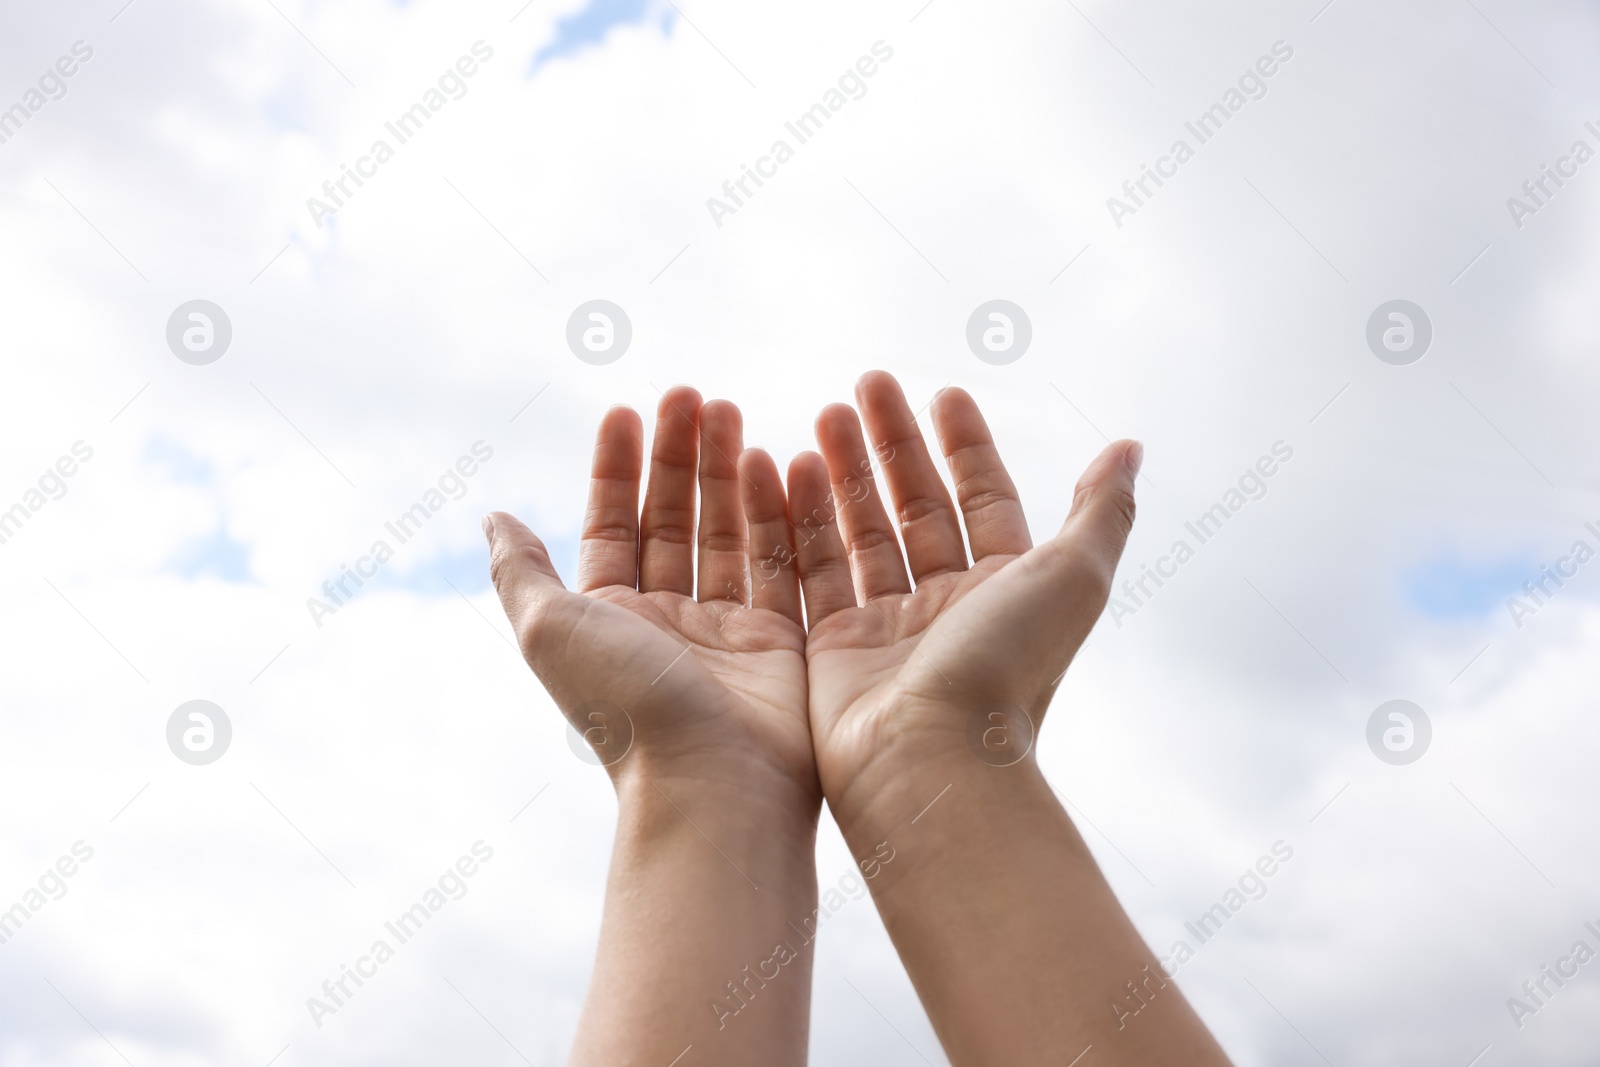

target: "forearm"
[570,772,820,1067]
[835,750,1231,1067]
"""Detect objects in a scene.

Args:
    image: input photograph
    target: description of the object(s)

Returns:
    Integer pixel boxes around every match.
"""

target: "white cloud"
[2,0,1598,1062]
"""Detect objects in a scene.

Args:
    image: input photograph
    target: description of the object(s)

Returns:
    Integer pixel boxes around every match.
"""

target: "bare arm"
[790,372,1232,1065]
[573,772,819,1064]
[487,392,822,1065]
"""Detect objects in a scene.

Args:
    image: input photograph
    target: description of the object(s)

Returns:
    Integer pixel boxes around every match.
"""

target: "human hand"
[778,374,1229,1066]
[784,370,1140,829]
[485,388,825,1065]
[485,386,818,812]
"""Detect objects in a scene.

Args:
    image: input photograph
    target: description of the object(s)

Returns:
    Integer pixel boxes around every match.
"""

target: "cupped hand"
[486,388,818,807]
[783,371,1141,823]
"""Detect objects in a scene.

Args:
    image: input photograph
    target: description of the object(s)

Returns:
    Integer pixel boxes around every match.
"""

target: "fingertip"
[855,369,899,398]
[700,402,744,474]
[592,407,644,480]
[738,445,780,481]
[815,402,862,446]
[931,384,973,414]
[788,449,826,480]
[929,386,980,446]
[1122,439,1144,479]
[816,401,856,427]
[739,449,787,513]
[1062,440,1140,549]
[1083,439,1141,489]
[657,385,703,418]
[1079,439,1139,487]
[484,510,544,567]
[702,398,742,429]
[599,404,643,437]
[484,509,527,536]
[857,370,911,416]
[786,451,832,508]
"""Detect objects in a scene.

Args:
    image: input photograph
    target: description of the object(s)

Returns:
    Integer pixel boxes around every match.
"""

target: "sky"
[1,0,1599,1063]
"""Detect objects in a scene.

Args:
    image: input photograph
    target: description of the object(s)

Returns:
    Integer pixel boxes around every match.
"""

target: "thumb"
[484,511,568,645]
[1042,438,1141,590]
[921,440,1140,700]
[1063,439,1140,542]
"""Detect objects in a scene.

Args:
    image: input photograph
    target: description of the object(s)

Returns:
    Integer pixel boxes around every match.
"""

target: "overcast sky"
[2,0,1599,1063]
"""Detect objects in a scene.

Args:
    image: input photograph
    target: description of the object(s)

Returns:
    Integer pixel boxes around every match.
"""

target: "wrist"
[824,703,1051,845]
[613,764,821,887]
[830,742,1067,896]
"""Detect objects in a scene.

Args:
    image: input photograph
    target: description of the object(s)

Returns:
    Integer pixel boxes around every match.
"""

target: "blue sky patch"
[530,0,674,75]
[166,522,253,583]
[1402,551,1537,619]
[146,439,254,581]
[145,437,213,485]
[385,544,495,596]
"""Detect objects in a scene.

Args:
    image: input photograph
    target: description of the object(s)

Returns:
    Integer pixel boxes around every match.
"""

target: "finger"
[856,370,968,582]
[738,448,803,625]
[484,510,569,649]
[912,442,1140,712]
[785,451,856,626]
[576,406,644,592]
[815,403,911,601]
[1048,439,1142,581]
[930,386,1033,559]
[639,386,702,595]
[696,400,748,603]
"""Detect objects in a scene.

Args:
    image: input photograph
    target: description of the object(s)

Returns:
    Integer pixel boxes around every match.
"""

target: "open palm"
[780,373,1141,818]
[487,389,815,795]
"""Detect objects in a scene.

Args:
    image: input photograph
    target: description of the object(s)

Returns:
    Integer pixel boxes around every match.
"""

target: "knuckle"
[846,527,900,555]
[1073,482,1137,535]
[956,485,1015,517]
[895,494,952,529]
[642,509,695,545]
[1109,485,1137,533]
[698,530,745,554]
[489,539,539,590]
[582,520,634,544]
